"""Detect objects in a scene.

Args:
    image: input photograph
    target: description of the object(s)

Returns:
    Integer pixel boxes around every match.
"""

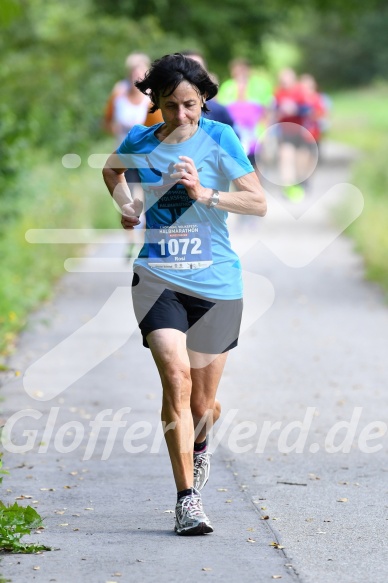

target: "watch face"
[208,190,219,208]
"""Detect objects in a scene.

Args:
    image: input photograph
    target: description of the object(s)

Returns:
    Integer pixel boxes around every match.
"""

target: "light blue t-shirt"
[117,117,254,299]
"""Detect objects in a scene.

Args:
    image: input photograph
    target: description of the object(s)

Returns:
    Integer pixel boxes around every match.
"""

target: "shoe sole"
[175,522,214,536]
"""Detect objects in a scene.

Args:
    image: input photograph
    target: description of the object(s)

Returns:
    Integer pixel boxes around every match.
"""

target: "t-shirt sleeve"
[218,124,254,180]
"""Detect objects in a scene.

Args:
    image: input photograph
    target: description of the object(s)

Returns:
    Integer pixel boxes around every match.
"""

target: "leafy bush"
[0,503,50,554]
[0,454,49,553]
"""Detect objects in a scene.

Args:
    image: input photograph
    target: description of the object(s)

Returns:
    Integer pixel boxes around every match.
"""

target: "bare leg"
[189,351,229,444]
[296,145,314,185]
[146,329,194,492]
[147,328,229,491]
[279,142,297,186]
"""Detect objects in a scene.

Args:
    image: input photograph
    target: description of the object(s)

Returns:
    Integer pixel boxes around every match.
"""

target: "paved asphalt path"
[0,142,387,582]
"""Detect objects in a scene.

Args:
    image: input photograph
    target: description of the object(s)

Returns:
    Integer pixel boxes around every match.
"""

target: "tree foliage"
[291,5,388,87]
[93,0,289,72]
[91,0,385,75]
[0,0,192,197]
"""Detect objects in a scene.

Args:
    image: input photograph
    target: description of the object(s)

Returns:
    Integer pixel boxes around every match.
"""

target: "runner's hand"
[171,156,206,201]
[121,199,143,229]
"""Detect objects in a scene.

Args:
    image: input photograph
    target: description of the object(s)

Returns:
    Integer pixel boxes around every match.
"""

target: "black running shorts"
[131,267,243,354]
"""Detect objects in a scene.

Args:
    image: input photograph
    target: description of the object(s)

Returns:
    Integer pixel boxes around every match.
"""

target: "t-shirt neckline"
[152,117,203,147]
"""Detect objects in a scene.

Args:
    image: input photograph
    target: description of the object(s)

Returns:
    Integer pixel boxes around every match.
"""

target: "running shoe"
[174,488,213,536]
[193,451,212,491]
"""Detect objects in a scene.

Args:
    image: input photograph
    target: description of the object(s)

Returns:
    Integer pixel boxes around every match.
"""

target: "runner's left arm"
[201,171,266,216]
[172,156,266,217]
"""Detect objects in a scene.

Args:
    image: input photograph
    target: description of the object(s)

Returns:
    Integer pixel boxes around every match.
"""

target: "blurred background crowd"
[103,50,330,203]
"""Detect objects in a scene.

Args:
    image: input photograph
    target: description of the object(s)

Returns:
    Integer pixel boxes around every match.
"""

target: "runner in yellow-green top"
[218,58,273,164]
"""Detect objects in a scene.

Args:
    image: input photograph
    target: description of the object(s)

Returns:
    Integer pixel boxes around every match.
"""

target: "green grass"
[0,141,118,354]
[330,83,388,152]
[330,84,388,295]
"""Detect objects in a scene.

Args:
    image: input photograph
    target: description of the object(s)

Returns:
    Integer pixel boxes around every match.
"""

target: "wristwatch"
[207,189,220,209]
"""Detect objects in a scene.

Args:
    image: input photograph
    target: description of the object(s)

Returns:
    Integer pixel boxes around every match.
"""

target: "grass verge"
[330,83,388,296]
[0,142,118,354]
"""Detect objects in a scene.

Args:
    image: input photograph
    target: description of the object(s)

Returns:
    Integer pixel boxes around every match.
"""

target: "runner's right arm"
[102,151,143,229]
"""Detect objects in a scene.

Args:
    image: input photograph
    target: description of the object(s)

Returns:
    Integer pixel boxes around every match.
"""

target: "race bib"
[147,223,213,270]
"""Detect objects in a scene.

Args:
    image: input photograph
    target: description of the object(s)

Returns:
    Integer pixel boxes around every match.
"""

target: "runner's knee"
[160,364,192,410]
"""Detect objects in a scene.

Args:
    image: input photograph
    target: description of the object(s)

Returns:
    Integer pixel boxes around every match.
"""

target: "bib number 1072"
[158,237,202,257]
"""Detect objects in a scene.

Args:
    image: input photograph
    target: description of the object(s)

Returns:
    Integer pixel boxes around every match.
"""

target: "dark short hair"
[135,53,218,113]
[180,49,206,64]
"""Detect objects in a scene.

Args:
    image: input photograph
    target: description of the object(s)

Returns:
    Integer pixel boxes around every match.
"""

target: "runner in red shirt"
[299,74,327,148]
[273,68,309,202]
